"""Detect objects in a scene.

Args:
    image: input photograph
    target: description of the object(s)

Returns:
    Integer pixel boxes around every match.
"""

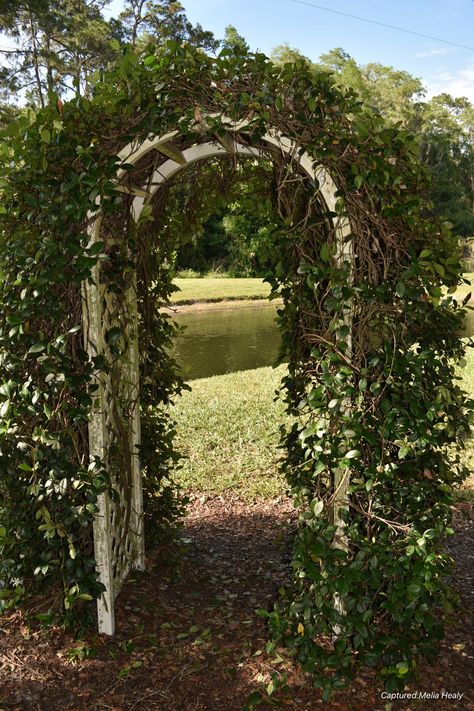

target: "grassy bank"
[170,277,271,304]
[170,354,474,502]
[457,345,474,498]
[170,273,473,306]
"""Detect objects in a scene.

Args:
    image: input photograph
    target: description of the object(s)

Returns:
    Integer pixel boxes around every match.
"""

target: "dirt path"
[0,496,472,710]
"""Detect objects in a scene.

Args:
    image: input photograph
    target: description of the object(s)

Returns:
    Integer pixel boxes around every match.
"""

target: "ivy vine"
[0,42,471,696]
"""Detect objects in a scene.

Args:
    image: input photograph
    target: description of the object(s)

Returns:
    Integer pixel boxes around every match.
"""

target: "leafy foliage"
[271,45,474,242]
[0,43,471,698]
[171,163,278,276]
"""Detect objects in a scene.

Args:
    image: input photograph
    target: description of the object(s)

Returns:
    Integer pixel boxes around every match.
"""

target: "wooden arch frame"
[83,121,353,634]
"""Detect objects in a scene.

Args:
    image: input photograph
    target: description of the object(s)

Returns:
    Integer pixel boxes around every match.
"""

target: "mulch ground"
[0,495,473,711]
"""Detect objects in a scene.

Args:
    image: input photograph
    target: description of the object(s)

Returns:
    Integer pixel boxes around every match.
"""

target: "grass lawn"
[170,277,271,304]
[453,271,473,301]
[457,343,474,498]
[171,365,288,500]
[171,354,474,502]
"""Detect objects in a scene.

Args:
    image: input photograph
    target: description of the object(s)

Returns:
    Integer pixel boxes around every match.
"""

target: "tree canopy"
[271,45,474,243]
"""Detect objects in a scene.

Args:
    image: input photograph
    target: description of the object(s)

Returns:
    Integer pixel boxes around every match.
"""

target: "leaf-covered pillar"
[329,192,353,548]
[298,159,354,551]
[332,208,353,624]
[82,213,145,635]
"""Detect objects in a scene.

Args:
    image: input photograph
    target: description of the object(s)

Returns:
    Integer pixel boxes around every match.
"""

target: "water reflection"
[172,302,474,382]
[172,303,281,381]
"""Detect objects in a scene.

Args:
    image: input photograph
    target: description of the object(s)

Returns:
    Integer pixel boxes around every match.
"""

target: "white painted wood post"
[82,260,116,636]
[334,213,353,548]
[333,213,353,627]
[126,273,145,572]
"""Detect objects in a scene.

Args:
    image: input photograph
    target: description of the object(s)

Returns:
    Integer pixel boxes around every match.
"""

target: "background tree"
[317,47,425,128]
[0,0,219,112]
[221,24,249,54]
[119,0,218,51]
[270,42,311,67]
[420,94,474,240]
[271,44,474,244]
[0,0,119,107]
[159,159,277,276]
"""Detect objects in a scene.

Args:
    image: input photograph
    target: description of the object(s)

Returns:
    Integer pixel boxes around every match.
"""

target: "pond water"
[172,302,474,381]
[173,303,281,381]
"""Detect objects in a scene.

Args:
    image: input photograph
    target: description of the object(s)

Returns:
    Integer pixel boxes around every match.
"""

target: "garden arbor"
[85,123,352,634]
[0,45,470,695]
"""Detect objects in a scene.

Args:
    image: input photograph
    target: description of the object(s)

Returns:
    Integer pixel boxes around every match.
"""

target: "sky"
[4,0,474,103]
[171,0,474,103]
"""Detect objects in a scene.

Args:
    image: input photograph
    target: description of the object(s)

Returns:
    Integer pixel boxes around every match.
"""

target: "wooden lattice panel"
[99,286,135,593]
[83,252,144,635]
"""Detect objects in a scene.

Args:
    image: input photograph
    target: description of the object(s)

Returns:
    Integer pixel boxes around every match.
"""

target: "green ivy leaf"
[345,449,360,459]
[320,243,331,263]
[311,499,324,516]
[396,661,409,675]
[398,446,411,459]
[28,343,45,354]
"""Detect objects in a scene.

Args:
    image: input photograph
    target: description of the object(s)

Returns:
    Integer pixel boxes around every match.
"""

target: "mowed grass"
[453,272,473,301]
[170,365,288,500]
[170,277,271,304]
[170,353,474,502]
[457,343,474,498]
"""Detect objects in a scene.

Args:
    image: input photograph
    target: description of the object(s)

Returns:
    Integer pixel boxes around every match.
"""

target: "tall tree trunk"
[46,37,54,96]
[131,0,147,48]
[29,13,44,108]
[76,58,81,99]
